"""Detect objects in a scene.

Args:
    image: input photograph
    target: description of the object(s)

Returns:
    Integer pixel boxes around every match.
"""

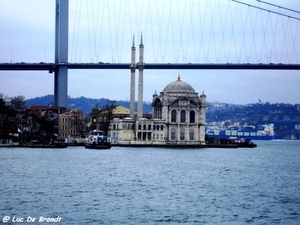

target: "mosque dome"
[163,74,196,93]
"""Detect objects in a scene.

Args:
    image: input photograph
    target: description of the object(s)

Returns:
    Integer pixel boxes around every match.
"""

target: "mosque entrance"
[137,132,152,141]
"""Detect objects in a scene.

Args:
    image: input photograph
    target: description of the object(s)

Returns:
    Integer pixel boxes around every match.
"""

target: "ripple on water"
[0,143,300,224]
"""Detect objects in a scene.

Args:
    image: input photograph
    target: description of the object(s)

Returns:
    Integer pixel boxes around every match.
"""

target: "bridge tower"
[54,0,69,107]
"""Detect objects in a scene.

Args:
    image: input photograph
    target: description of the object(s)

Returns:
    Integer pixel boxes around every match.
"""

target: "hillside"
[25,95,300,139]
[25,95,153,114]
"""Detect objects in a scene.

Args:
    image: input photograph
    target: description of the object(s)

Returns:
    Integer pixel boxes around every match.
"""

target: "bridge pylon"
[54,0,68,107]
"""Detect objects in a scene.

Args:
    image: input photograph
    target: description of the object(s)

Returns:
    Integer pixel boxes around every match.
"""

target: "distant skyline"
[0,0,300,104]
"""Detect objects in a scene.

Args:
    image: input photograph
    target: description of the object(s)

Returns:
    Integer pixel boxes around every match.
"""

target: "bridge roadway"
[0,62,300,72]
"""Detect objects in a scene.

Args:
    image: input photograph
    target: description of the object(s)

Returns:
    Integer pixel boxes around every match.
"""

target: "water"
[0,141,299,224]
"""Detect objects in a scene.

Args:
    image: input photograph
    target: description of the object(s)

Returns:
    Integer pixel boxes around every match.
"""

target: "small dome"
[163,74,195,93]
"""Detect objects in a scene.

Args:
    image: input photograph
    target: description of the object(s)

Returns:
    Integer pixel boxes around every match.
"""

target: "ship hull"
[206,134,279,141]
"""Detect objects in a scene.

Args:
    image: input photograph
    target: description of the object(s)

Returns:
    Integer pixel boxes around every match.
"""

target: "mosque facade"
[109,37,207,146]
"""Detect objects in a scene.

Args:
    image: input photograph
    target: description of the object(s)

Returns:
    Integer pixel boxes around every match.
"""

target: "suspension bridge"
[0,0,299,107]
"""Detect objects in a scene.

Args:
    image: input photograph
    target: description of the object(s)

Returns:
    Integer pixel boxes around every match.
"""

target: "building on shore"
[109,36,207,146]
[58,109,87,143]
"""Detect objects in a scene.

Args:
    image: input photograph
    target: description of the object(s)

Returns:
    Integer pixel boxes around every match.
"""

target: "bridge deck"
[0,63,300,72]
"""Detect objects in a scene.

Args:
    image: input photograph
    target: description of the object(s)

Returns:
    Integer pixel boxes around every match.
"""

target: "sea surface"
[0,141,299,225]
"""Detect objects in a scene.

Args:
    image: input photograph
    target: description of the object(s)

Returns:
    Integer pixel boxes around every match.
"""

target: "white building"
[109,37,207,146]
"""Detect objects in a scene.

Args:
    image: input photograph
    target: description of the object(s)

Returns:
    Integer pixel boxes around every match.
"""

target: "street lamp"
[93,117,97,129]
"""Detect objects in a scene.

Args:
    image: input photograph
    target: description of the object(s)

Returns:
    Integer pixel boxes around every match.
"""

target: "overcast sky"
[0,0,299,104]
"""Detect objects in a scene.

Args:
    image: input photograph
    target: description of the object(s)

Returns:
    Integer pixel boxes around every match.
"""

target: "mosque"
[109,36,207,146]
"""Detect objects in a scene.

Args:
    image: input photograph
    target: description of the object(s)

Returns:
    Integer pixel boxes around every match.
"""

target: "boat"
[17,143,68,148]
[85,130,111,150]
[8,139,68,148]
[205,136,257,148]
[236,139,257,148]
[228,138,257,148]
[206,123,279,140]
[0,138,13,147]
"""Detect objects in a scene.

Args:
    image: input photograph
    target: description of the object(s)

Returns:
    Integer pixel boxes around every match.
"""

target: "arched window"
[180,128,185,140]
[161,125,164,130]
[138,124,141,130]
[189,129,195,140]
[113,124,116,129]
[156,125,159,130]
[180,110,186,122]
[143,124,146,130]
[190,111,195,123]
[171,110,177,122]
[153,99,162,119]
[148,124,151,130]
[171,128,176,140]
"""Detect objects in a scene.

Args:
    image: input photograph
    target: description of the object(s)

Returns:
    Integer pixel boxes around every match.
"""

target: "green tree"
[10,95,26,110]
[90,100,116,135]
[101,100,116,135]
[70,110,89,138]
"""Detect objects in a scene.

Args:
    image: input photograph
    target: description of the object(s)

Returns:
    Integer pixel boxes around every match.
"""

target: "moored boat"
[8,143,68,148]
[85,130,111,150]
[0,138,13,147]
[206,123,278,141]
[206,137,257,148]
[8,139,68,148]
[234,138,257,148]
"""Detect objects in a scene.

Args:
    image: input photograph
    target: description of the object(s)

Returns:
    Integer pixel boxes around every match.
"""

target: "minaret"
[137,35,144,118]
[200,91,207,144]
[130,36,136,118]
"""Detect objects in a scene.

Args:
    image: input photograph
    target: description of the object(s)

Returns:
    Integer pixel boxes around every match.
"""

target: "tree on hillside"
[0,94,6,110]
[10,95,26,110]
[0,93,9,109]
[70,110,89,138]
[101,100,116,135]
[0,94,22,137]
[90,100,116,135]
[38,112,55,143]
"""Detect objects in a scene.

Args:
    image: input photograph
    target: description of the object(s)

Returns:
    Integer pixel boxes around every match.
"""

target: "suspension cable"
[257,1,300,15]
[232,0,300,21]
